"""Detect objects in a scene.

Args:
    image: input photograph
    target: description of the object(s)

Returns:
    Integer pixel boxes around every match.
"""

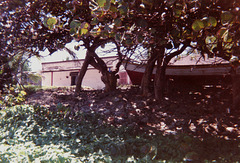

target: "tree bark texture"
[101,71,118,92]
[87,49,119,92]
[75,53,92,95]
[75,47,120,94]
[141,53,158,96]
[154,54,165,101]
[154,42,190,101]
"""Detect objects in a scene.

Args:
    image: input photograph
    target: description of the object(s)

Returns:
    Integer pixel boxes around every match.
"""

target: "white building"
[41,56,131,89]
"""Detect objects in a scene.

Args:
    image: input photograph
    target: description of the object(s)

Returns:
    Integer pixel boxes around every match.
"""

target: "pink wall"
[41,57,132,89]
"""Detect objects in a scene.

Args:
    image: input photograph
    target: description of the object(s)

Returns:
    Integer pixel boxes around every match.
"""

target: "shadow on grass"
[1,105,240,162]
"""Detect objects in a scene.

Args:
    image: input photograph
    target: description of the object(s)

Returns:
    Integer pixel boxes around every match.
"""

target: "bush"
[0,85,26,109]
[24,85,42,95]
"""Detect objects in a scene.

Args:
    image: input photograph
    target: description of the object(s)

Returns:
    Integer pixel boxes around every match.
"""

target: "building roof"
[41,56,118,72]
[169,54,229,66]
[41,56,118,65]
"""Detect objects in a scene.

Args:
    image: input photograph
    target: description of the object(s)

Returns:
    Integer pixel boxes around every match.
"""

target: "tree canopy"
[2,0,240,64]
[65,0,240,99]
[1,0,240,100]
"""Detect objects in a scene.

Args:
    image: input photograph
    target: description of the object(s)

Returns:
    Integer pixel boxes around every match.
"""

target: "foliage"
[188,0,240,62]
[9,51,33,85]
[0,56,14,94]
[23,85,42,95]
[0,85,27,108]
[0,85,41,110]
[0,0,73,56]
[67,0,240,63]
[2,0,240,97]
[65,0,240,98]
[0,104,240,162]
[0,0,73,96]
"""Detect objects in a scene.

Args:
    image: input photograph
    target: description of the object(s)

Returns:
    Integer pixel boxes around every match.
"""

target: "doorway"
[70,72,79,86]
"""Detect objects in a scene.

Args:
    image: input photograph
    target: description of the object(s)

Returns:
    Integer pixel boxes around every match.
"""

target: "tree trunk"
[75,40,122,94]
[231,67,240,110]
[154,55,166,101]
[75,53,91,95]
[141,53,158,96]
[87,50,118,92]
[101,71,118,92]
[154,42,190,101]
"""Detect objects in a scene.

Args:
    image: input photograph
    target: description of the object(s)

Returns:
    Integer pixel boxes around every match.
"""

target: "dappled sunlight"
[21,83,240,161]
[26,85,239,140]
[3,103,240,162]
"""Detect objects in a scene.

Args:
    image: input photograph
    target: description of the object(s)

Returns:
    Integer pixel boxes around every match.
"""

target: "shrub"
[24,85,42,95]
[0,85,26,108]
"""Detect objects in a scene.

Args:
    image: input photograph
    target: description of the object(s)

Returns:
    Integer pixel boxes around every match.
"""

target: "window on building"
[70,72,79,86]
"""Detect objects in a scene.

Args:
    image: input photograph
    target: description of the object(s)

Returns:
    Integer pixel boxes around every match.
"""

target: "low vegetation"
[0,86,240,162]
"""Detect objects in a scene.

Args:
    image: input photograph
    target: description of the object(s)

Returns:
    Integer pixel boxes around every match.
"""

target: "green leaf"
[92,8,103,17]
[104,25,111,32]
[125,38,133,45]
[110,5,118,12]
[118,5,128,15]
[58,155,66,163]
[80,29,88,35]
[103,0,111,11]
[217,28,227,38]
[97,0,106,7]
[81,22,90,29]
[43,17,57,30]
[205,36,217,44]
[174,9,182,18]
[47,17,57,30]
[115,33,122,42]
[205,35,217,52]
[43,18,48,28]
[192,19,204,32]
[114,18,122,27]
[70,28,76,36]
[90,28,102,37]
[79,22,90,35]
[221,11,233,25]
[207,16,217,27]
[97,28,101,35]
[222,30,232,43]
[202,16,217,28]
[91,17,99,25]
[70,20,81,29]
